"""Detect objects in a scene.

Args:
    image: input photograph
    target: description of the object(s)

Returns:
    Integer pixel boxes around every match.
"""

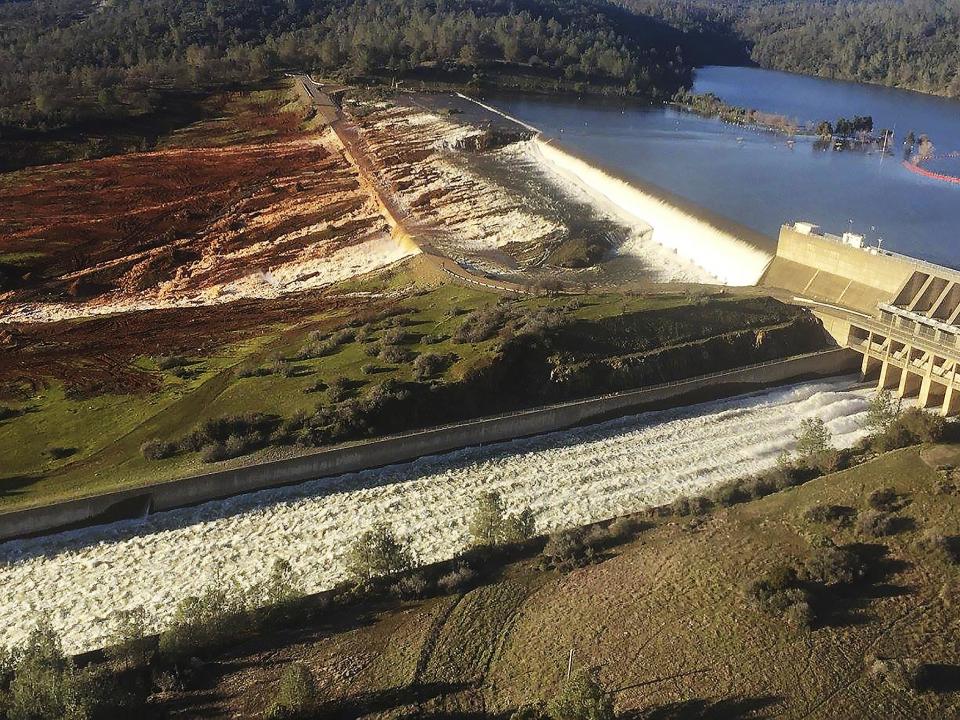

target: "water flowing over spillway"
[1,379,870,653]
[529,138,773,286]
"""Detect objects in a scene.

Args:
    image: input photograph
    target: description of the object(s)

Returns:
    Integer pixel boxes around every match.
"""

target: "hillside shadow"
[317,680,477,718]
[622,695,783,719]
[918,663,960,693]
[813,543,912,628]
[0,474,43,499]
[942,537,960,563]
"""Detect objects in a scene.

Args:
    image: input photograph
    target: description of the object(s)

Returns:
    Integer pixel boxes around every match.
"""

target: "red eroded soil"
[0,292,355,398]
[0,133,380,304]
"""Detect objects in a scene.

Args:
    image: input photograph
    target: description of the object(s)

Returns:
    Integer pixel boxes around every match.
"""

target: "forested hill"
[0,0,692,132]
[622,0,960,98]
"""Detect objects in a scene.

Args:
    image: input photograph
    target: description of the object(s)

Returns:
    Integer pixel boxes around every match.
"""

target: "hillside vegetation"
[624,0,960,98]
[0,0,692,135]
[0,260,823,510]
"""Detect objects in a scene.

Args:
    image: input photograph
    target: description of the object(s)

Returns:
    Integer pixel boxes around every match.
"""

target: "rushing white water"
[529,138,773,286]
[1,378,870,654]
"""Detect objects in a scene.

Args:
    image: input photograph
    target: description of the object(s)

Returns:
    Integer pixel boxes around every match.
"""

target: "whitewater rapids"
[0,378,871,654]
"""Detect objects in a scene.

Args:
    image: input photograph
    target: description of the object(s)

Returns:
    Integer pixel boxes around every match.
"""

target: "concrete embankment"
[0,348,859,542]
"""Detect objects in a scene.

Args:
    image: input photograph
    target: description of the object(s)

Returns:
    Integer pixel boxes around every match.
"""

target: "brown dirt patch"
[0,292,351,398]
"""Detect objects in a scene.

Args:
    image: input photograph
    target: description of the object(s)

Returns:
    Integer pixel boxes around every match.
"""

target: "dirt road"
[299,76,534,296]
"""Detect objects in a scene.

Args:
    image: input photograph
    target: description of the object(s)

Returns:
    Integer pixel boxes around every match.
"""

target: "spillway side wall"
[0,348,860,542]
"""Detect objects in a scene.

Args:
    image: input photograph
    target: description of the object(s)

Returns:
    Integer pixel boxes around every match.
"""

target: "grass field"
[2,261,741,510]
[179,443,960,719]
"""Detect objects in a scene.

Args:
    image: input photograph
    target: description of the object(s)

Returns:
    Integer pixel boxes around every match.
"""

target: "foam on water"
[1,378,870,653]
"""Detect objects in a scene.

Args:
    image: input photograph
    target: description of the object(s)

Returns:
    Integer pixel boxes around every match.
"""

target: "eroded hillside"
[0,89,410,323]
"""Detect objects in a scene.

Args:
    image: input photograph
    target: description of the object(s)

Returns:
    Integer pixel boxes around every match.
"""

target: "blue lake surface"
[491,66,960,268]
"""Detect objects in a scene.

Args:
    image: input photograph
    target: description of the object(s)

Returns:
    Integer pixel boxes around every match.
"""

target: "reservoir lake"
[491,66,960,268]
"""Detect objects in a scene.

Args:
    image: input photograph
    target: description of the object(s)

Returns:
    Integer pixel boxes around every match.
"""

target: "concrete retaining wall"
[762,226,917,314]
[0,348,860,541]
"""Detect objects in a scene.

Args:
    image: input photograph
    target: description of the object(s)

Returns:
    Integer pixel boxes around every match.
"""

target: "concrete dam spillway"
[529,138,774,286]
[0,378,871,654]
[455,93,775,285]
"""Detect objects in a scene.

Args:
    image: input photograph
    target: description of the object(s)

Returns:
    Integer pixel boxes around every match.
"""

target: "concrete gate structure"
[762,222,960,416]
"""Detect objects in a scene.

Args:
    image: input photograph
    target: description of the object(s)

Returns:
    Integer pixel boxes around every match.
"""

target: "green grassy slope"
[2,258,822,512]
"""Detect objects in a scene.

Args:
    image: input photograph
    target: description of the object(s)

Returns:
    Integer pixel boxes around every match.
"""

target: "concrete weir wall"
[762,226,917,314]
[0,348,859,541]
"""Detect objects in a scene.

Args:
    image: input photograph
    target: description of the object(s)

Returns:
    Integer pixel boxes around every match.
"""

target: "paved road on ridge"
[298,75,536,296]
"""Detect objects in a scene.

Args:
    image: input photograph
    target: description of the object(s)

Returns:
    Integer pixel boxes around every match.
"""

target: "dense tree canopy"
[0,0,692,130]
[622,0,960,98]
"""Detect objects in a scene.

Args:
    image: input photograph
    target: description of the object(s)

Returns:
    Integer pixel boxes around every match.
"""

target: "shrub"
[804,542,867,586]
[303,380,327,394]
[140,438,176,460]
[710,481,750,507]
[170,365,193,379]
[412,352,456,380]
[867,487,900,512]
[437,564,478,594]
[469,491,505,544]
[380,328,414,345]
[746,564,812,620]
[546,669,614,720]
[0,619,140,720]
[606,516,642,543]
[155,355,189,370]
[390,572,429,600]
[511,703,547,720]
[361,363,377,375]
[742,474,777,499]
[346,524,414,583]
[364,379,411,411]
[916,530,960,563]
[378,344,413,363]
[454,306,510,343]
[327,377,356,402]
[857,510,901,538]
[542,528,596,571]
[330,329,356,346]
[266,663,317,719]
[933,472,958,495]
[866,390,899,436]
[0,405,19,421]
[158,582,247,663]
[179,414,275,452]
[469,491,536,547]
[866,655,924,693]
[873,408,945,451]
[4,619,74,720]
[899,408,945,443]
[783,600,814,630]
[794,417,834,469]
[105,607,153,670]
[804,504,856,526]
